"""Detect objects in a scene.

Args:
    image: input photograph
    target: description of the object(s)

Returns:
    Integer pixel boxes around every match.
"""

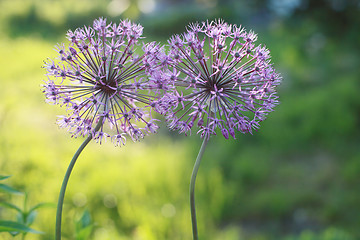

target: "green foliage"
[0,176,22,195]
[0,221,42,234]
[285,228,354,240]
[0,184,23,195]
[0,176,53,239]
[74,210,94,240]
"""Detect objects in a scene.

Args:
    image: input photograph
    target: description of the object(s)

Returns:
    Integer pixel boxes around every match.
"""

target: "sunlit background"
[0,0,360,239]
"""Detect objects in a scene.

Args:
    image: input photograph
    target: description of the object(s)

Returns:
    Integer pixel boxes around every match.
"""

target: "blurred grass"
[1,0,360,239]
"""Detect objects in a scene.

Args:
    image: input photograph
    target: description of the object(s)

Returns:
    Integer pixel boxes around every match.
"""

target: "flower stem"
[190,137,209,240]
[55,117,103,240]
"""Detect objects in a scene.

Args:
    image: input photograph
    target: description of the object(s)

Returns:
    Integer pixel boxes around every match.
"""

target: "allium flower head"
[43,18,166,145]
[160,19,282,139]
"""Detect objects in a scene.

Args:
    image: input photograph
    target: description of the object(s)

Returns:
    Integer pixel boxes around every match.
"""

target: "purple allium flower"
[43,18,165,146]
[160,19,282,139]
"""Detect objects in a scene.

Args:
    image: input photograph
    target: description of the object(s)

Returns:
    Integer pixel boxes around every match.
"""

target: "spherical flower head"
[42,17,166,146]
[160,19,282,139]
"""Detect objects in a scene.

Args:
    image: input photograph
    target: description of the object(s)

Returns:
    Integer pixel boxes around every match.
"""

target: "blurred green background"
[0,0,359,239]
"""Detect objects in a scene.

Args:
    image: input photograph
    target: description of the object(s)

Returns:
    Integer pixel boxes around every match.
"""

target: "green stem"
[189,137,209,240]
[55,117,103,240]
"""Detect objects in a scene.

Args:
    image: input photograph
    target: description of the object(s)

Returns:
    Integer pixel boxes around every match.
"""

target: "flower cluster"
[43,18,166,146]
[159,20,282,139]
[43,18,281,144]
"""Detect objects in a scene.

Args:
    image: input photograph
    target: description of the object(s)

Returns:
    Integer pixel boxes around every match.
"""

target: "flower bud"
[221,128,229,139]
